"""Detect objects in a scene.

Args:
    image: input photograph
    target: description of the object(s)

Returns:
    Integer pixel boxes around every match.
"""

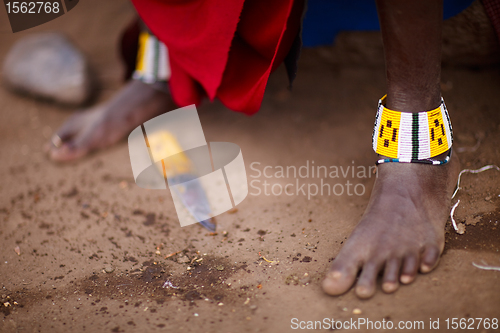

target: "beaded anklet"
[372,95,453,165]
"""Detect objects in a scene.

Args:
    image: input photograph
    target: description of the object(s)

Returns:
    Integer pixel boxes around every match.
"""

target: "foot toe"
[420,245,440,273]
[400,253,419,284]
[323,258,359,296]
[53,112,87,142]
[355,261,382,299]
[49,142,89,162]
[382,257,401,293]
[47,113,87,161]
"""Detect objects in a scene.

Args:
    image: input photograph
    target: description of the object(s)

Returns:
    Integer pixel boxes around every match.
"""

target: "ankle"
[385,87,441,112]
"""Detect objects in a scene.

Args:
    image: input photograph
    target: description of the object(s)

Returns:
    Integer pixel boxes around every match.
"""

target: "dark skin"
[47,0,461,298]
[382,0,442,112]
[45,80,173,161]
[322,0,460,298]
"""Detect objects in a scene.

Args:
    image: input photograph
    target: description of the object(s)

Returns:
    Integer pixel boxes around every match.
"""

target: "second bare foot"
[46,80,175,162]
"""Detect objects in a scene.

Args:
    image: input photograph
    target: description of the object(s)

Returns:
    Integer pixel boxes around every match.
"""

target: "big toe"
[49,141,90,162]
[48,117,99,162]
[323,259,359,296]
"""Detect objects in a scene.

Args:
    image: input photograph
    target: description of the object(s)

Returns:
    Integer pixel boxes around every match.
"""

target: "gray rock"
[2,32,94,106]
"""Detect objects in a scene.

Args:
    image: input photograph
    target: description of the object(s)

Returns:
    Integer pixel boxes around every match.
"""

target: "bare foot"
[46,80,175,162]
[322,152,460,299]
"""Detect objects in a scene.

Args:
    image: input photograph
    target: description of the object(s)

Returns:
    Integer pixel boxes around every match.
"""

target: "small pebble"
[457,223,466,235]
[353,308,362,315]
[299,272,311,285]
[249,305,257,310]
[177,255,190,264]
[104,266,114,274]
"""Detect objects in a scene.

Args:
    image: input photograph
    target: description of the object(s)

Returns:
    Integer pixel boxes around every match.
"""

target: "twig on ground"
[472,262,500,272]
[452,165,500,199]
[450,200,460,232]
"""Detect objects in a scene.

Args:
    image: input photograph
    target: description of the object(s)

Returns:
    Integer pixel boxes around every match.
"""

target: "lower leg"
[379,0,443,112]
[322,0,460,299]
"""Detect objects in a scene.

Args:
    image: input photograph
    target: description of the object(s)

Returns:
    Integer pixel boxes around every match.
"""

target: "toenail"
[355,286,371,298]
[52,134,62,148]
[329,271,342,279]
[420,264,432,273]
[400,275,413,284]
[382,282,397,293]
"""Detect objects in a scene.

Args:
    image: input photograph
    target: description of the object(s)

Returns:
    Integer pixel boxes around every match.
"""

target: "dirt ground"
[1,1,500,332]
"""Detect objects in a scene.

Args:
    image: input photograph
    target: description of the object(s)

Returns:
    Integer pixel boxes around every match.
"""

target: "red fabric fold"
[131,0,302,114]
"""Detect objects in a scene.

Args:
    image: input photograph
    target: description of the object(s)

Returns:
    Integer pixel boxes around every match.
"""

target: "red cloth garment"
[130,0,303,115]
[482,0,500,43]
